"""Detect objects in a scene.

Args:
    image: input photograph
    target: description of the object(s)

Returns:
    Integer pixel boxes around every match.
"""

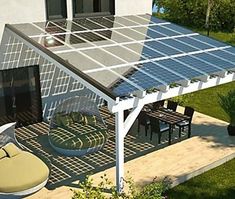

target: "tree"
[205,0,214,36]
[155,0,235,32]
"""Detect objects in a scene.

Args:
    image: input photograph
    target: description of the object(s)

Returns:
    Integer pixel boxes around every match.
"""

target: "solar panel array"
[12,14,235,97]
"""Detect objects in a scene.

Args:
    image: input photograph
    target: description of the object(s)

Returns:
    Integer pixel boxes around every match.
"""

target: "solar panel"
[194,53,234,70]
[176,36,211,50]
[163,23,193,34]
[8,14,235,98]
[145,41,182,56]
[176,56,221,74]
[149,25,179,37]
[89,17,116,28]
[163,39,198,53]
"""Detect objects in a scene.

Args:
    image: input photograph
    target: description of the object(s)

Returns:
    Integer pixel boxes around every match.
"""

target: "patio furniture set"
[137,100,194,145]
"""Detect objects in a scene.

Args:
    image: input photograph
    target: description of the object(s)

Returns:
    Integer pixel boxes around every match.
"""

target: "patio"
[0,13,235,197]
[22,106,235,199]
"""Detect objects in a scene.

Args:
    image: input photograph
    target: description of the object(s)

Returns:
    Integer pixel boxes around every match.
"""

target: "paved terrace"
[23,107,235,199]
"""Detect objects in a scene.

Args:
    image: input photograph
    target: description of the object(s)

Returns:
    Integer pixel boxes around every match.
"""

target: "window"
[0,65,42,127]
[73,0,114,17]
[46,0,67,20]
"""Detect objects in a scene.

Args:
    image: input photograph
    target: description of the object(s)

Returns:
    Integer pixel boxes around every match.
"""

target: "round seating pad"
[0,151,49,193]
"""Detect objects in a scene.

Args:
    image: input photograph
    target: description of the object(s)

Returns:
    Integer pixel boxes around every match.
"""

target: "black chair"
[137,111,150,136]
[167,100,178,111]
[124,110,130,121]
[149,116,170,144]
[152,100,165,110]
[176,106,194,138]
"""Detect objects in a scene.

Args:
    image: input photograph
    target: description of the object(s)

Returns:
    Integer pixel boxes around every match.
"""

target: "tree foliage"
[153,0,235,32]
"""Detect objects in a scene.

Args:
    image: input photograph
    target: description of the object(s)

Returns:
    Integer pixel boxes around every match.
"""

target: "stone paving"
[26,107,235,199]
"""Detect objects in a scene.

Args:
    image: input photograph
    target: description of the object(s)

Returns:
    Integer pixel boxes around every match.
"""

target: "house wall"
[115,0,152,16]
[0,0,153,41]
[0,0,46,43]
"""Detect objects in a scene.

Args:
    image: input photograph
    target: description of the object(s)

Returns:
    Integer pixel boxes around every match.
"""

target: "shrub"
[172,93,194,106]
[71,174,170,199]
[218,90,235,126]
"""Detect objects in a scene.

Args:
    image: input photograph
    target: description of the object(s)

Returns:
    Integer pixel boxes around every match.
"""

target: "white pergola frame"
[2,24,235,193]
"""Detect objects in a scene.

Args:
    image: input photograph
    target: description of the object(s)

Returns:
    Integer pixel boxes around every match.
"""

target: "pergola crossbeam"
[110,72,235,113]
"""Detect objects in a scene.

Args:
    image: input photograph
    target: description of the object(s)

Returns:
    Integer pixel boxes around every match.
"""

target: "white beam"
[110,72,235,113]
[5,26,116,104]
[115,110,125,193]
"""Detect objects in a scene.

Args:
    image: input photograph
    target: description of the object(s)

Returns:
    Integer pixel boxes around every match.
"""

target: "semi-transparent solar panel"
[8,14,235,98]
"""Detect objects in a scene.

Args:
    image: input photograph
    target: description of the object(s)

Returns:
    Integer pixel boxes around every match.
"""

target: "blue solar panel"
[163,23,193,34]
[157,59,204,78]
[176,56,221,74]
[141,15,167,24]
[176,36,212,50]
[146,41,181,56]
[194,35,228,47]
[163,39,198,53]
[194,53,234,70]
[209,49,235,64]
[224,47,235,55]
[149,25,179,37]
[139,62,185,84]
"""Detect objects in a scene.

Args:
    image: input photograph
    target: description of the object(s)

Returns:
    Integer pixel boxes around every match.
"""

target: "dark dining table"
[145,107,190,145]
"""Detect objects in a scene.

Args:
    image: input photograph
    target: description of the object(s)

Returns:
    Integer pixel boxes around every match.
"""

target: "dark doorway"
[46,0,67,20]
[0,65,43,127]
[73,0,115,17]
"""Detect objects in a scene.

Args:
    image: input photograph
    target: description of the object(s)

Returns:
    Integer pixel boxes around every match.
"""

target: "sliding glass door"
[0,65,42,127]
[73,0,114,17]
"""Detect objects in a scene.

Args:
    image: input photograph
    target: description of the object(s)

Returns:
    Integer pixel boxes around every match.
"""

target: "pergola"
[1,14,235,192]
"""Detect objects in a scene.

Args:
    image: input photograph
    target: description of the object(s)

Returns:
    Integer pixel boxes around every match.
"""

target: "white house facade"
[0,0,152,41]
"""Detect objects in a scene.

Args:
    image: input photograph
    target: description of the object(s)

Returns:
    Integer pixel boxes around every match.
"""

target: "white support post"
[66,0,73,20]
[115,110,125,193]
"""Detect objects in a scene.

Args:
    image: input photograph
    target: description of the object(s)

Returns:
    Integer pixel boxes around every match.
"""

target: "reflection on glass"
[0,66,42,127]
[73,0,114,17]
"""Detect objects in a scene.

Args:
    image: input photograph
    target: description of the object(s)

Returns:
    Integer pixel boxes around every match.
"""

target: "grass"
[174,81,235,123]
[167,158,235,199]
[197,30,235,46]
[172,29,235,123]
[167,30,235,198]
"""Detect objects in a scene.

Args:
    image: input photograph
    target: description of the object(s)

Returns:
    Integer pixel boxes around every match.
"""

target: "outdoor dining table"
[145,107,190,145]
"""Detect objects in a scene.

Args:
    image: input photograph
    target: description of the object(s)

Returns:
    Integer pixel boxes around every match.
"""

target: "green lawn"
[172,30,235,123]
[174,81,235,123]
[167,30,235,198]
[167,158,235,199]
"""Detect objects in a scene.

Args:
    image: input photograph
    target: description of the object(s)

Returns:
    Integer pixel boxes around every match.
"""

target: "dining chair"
[152,100,165,110]
[167,100,178,111]
[149,116,170,144]
[176,106,194,138]
[137,111,150,136]
[124,109,130,121]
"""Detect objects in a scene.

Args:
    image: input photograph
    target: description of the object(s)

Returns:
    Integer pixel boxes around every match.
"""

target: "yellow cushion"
[0,149,7,159]
[0,151,49,193]
[2,143,21,158]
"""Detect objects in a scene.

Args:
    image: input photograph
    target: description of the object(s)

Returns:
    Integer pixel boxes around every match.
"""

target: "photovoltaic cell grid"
[10,14,235,97]
[15,119,156,187]
[0,33,92,120]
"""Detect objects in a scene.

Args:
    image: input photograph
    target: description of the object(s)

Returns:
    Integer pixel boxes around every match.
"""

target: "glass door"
[0,65,42,127]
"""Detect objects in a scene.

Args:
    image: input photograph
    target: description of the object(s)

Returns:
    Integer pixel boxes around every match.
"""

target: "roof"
[7,14,235,101]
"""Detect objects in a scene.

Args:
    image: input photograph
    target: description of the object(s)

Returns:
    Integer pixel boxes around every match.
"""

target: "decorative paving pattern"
[15,114,171,188]
[53,156,94,175]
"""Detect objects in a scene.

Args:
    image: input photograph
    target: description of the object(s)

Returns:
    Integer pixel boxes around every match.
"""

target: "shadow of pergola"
[15,115,188,190]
